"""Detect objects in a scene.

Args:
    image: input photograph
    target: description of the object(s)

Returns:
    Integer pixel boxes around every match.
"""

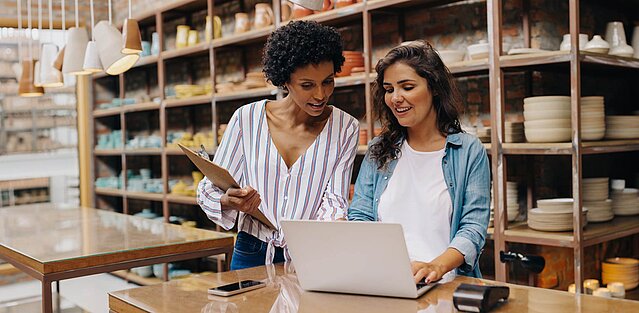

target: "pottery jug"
[235,12,250,34]
[254,3,274,29]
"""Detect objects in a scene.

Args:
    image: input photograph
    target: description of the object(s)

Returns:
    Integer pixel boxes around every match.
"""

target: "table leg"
[42,278,53,313]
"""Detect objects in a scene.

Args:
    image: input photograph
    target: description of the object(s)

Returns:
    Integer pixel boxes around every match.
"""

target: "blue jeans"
[230,231,285,270]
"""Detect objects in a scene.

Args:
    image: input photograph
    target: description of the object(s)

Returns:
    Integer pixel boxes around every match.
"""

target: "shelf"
[499,140,639,155]
[124,148,163,155]
[94,149,123,156]
[215,87,277,102]
[164,95,212,108]
[367,0,467,11]
[290,2,365,25]
[95,187,124,197]
[335,72,373,88]
[500,50,639,71]
[0,177,49,190]
[126,191,164,201]
[165,147,185,155]
[3,105,76,113]
[5,121,76,132]
[166,194,198,205]
[161,42,210,60]
[504,215,639,248]
[122,102,161,113]
[93,106,122,117]
[448,59,489,75]
[131,55,159,69]
[212,27,274,49]
[111,270,163,286]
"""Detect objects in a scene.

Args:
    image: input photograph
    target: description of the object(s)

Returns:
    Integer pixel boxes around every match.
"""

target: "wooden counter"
[109,264,639,313]
[0,203,234,313]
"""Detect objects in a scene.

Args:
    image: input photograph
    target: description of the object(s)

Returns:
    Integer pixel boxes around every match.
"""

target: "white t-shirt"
[378,141,455,281]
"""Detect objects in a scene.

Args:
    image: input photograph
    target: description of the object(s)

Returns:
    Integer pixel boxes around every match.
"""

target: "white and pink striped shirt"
[198,99,359,264]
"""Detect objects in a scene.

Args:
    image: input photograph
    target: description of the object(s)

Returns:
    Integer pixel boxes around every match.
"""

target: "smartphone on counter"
[208,280,266,297]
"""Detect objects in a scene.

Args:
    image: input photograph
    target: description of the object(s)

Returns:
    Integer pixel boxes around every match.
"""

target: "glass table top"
[0,204,233,264]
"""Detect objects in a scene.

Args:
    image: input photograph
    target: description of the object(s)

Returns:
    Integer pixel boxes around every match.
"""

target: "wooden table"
[0,204,234,313]
[109,264,639,313]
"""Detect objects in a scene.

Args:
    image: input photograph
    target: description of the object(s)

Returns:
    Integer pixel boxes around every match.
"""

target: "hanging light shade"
[62,26,90,75]
[33,60,42,87]
[122,18,142,54]
[94,21,139,75]
[40,42,64,87]
[82,41,103,72]
[53,46,65,71]
[18,59,45,97]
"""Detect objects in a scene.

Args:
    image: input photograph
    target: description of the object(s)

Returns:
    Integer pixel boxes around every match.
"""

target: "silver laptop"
[280,220,438,298]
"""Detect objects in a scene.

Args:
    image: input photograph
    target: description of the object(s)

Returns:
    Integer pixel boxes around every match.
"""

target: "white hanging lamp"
[40,0,64,87]
[53,0,65,71]
[33,0,43,87]
[18,0,44,97]
[95,0,138,75]
[121,0,142,54]
[82,0,102,72]
[62,0,89,75]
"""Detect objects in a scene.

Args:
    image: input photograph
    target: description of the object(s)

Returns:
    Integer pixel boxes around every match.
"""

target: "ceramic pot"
[335,0,353,8]
[235,13,250,33]
[584,35,610,54]
[254,3,274,29]
[605,21,627,48]
[293,4,314,18]
[281,1,294,21]
[176,25,190,49]
[187,30,199,46]
[559,33,588,51]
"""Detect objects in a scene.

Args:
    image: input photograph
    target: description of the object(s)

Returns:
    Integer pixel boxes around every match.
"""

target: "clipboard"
[178,143,276,230]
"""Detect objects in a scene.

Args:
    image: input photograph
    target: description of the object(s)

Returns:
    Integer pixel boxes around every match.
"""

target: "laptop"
[280,220,438,299]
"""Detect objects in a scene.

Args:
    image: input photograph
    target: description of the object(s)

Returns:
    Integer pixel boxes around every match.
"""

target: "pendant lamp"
[40,0,64,87]
[33,0,43,87]
[95,0,138,75]
[289,0,323,10]
[82,0,102,72]
[121,0,142,54]
[53,0,65,71]
[18,0,44,97]
[62,0,89,75]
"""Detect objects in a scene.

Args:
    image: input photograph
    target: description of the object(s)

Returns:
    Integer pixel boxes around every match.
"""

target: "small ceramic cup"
[593,287,612,298]
[607,282,625,298]
[610,179,625,190]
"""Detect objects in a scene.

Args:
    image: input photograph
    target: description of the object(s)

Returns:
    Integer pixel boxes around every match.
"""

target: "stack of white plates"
[529,198,587,232]
[523,96,571,142]
[505,122,524,143]
[606,116,639,139]
[581,96,606,141]
[477,127,491,143]
[583,177,614,222]
[602,258,639,290]
[489,181,519,225]
[611,188,639,216]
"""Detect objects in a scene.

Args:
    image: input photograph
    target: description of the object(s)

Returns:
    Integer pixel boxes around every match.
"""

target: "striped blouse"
[197,99,359,264]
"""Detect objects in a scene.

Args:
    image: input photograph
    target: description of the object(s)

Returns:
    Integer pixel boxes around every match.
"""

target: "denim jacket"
[348,132,490,278]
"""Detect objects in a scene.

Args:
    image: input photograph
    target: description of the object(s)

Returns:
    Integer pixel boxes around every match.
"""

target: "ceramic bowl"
[524,119,571,129]
[525,128,571,142]
[523,109,571,121]
[437,50,465,65]
[467,40,490,60]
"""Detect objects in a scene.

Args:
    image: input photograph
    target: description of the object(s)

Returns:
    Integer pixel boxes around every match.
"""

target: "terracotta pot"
[335,0,353,8]
[293,4,314,18]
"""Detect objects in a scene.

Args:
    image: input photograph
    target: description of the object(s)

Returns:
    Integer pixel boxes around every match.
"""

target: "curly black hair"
[262,20,345,87]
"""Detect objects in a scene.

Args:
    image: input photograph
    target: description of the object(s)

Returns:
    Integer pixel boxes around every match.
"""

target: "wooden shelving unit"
[86,0,639,292]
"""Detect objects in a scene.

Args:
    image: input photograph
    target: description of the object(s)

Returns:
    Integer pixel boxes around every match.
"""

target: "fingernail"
[425,278,431,284]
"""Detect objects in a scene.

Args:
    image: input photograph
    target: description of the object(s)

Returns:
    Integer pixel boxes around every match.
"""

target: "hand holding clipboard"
[179,143,276,230]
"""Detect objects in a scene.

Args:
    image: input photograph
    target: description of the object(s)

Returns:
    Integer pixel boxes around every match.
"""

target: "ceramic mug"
[187,30,199,46]
[254,3,274,29]
[176,25,190,49]
[235,12,250,34]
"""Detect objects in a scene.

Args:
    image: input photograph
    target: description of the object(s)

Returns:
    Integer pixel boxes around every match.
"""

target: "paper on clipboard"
[178,143,276,230]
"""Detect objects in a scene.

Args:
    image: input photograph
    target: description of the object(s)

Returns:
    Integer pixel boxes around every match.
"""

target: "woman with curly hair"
[348,41,490,282]
[198,21,359,270]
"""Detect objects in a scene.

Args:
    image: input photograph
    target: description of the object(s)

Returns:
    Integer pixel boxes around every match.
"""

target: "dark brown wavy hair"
[370,40,463,170]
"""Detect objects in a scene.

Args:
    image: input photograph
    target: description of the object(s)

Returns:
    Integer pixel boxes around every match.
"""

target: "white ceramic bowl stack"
[605,116,639,139]
[529,198,588,232]
[489,181,519,226]
[583,178,614,222]
[611,188,639,216]
[602,257,639,290]
[523,96,571,142]
[580,96,606,141]
[505,122,524,143]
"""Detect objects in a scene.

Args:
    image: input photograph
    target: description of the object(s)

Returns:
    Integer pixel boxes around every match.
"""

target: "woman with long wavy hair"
[348,40,490,282]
